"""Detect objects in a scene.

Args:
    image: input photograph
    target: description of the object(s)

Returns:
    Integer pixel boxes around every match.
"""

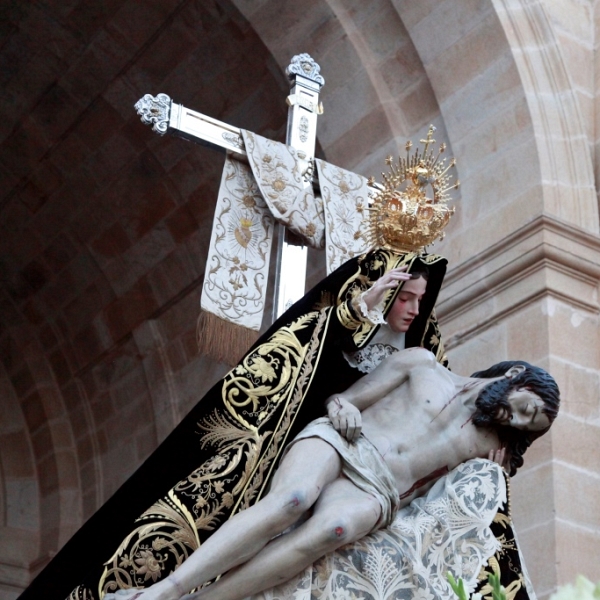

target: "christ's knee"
[281,489,313,516]
[261,488,316,532]
[305,502,380,555]
[325,520,351,545]
[303,515,354,556]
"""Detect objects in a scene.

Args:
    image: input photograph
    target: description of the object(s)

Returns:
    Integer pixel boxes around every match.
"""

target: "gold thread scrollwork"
[99,491,199,595]
[68,585,95,600]
[98,313,318,597]
[235,309,329,512]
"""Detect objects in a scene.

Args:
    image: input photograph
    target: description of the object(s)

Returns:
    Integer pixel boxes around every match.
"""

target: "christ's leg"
[187,477,382,600]
[132,438,342,600]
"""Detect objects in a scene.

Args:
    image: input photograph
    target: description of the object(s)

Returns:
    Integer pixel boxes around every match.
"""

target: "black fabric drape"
[473,471,533,599]
[19,249,448,600]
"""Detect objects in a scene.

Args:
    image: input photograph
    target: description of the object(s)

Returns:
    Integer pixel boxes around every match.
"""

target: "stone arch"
[393,0,597,256]
[491,0,597,232]
[233,0,447,176]
[0,321,82,584]
[0,358,40,569]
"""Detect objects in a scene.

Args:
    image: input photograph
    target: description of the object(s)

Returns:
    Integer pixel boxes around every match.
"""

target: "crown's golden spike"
[438,187,455,195]
[431,143,446,167]
[410,150,419,169]
[382,173,392,185]
[439,179,461,194]
[437,159,457,178]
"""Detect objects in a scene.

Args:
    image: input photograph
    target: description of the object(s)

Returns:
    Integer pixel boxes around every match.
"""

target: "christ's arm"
[332,347,437,410]
[325,347,437,441]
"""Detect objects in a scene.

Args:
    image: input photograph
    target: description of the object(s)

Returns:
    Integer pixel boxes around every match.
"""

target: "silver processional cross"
[134,54,325,321]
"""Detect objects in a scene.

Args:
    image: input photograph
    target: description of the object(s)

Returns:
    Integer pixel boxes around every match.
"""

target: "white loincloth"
[284,417,400,531]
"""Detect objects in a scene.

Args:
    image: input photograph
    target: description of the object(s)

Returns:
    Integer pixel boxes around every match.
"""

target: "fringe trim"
[197,310,260,366]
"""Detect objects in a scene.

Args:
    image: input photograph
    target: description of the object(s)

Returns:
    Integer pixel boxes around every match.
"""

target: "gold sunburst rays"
[367,125,459,254]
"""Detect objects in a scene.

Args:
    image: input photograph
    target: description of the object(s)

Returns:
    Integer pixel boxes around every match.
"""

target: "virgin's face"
[386,276,427,333]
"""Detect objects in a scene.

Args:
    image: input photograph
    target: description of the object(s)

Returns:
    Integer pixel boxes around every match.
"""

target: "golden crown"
[367,125,459,254]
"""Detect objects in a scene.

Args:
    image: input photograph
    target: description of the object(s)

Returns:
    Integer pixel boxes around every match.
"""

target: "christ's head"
[471,361,560,475]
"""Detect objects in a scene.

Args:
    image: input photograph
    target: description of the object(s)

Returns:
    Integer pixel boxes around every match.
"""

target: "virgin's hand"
[488,447,507,469]
[327,397,362,442]
[363,267,410,311]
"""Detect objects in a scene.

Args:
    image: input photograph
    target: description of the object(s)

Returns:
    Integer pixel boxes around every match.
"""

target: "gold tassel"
[197,310,260,366]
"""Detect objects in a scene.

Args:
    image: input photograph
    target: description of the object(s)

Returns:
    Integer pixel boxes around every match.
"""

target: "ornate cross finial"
[285,53,325,86]
[134,93,172,134]
[420,124,437,155]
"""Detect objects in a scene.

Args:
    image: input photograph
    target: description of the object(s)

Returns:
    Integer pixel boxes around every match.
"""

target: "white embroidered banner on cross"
[199,132,372,360]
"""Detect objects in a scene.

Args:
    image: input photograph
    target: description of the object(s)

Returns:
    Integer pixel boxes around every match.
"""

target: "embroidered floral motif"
[134,549,164,582]
[315,160,371,272]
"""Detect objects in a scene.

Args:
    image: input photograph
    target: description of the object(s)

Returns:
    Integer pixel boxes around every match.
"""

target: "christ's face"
[495,388,551,432]
[386,276,427,333]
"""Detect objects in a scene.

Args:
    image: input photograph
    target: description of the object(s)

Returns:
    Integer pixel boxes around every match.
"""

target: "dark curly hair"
[471,361,560,476]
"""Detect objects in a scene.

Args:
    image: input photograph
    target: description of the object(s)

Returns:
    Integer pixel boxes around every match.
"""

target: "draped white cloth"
[200,155,275,331]
[244,131,326,250]
[201,134,372,331]
[315,158,371,273]
[248,459,509,600]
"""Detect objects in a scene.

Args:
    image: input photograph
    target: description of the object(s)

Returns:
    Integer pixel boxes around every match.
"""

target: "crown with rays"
[367,125,459,254]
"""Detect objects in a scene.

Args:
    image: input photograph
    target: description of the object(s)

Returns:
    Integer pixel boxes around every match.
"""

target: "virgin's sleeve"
[355,289,387,325]
[326,290,381,352]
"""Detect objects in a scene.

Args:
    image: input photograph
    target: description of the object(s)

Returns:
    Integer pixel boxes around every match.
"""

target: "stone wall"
[1,0,599,598]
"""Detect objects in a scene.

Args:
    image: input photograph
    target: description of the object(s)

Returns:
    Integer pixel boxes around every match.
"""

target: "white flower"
[550,576,600,600]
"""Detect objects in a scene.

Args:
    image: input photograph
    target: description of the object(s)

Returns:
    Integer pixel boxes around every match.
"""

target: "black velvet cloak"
[20,248,449,600]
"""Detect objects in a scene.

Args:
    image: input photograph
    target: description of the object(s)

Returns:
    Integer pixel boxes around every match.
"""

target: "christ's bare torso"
[358,359,500,506]
[113,350,520,600]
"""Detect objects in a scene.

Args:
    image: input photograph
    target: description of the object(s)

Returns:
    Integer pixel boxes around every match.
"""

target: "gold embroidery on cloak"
[338,251,414,347]
[99,311,326,596]
[236,309,329,510]
[68,585,95,600]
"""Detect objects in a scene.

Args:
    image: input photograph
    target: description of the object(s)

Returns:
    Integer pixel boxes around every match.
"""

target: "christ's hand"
[327,396,362,442]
